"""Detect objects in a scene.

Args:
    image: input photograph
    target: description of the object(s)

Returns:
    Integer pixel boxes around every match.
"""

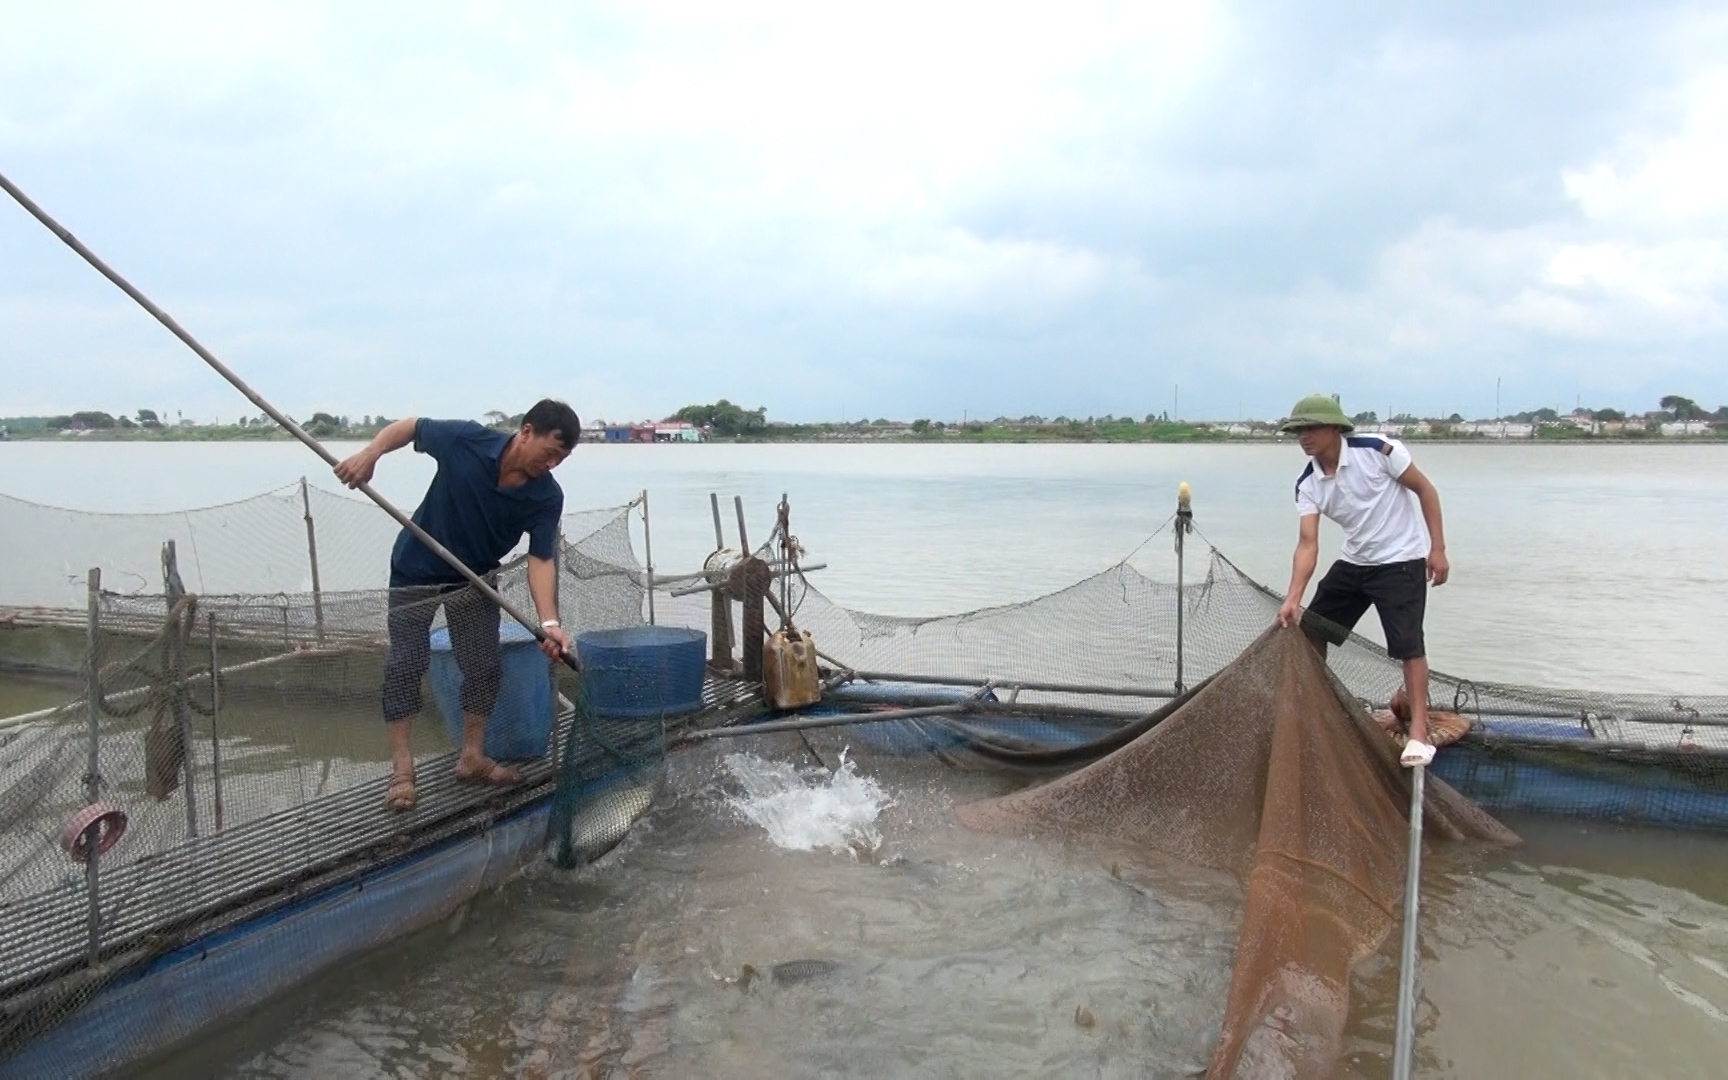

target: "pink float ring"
[61,803,128,862]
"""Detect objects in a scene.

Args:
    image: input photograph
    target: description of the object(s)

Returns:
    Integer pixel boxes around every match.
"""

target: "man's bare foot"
[454,754,522,786]
[385,768,417,811]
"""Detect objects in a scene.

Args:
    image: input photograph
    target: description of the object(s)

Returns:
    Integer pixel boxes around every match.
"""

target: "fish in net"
[544,681,667,870]
[957,624,1518,1078]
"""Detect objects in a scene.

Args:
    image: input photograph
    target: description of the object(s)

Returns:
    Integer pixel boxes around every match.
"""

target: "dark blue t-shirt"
[389,419,564,586]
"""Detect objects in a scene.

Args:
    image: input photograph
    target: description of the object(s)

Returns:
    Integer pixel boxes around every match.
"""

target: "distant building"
[652,421,704,443]
[601,422,698,443]
[1661,420,1711,437]
[1452,421,1535,438]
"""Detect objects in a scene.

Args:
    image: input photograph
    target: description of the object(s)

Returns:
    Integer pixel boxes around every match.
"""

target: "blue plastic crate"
[429,618,554,760]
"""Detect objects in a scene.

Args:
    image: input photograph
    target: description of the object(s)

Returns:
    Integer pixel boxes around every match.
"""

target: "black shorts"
[1301,558,1427,660]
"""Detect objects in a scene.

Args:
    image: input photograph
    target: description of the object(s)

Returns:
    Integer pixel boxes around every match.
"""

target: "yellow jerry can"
[764,628,822,711]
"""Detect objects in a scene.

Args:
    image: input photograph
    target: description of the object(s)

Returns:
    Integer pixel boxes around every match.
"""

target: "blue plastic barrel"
[429,619,554,760]
[575,626,708,718]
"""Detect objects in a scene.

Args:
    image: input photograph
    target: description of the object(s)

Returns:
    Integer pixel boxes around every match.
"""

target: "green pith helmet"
[1280,394,1354,433]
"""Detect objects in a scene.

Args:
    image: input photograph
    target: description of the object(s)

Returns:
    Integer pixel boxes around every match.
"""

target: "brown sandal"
[454,757,522,786]
[385,769,417,811]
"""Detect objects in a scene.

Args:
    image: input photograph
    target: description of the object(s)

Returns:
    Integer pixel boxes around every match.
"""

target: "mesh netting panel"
[0,486,644,616]
[958,626,1518,1078]
[652,550,1728,754]
[5,485,1728,1074]
[0,502,646,1062]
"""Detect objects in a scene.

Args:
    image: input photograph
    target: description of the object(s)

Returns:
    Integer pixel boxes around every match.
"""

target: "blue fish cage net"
[1,485,1726,1077]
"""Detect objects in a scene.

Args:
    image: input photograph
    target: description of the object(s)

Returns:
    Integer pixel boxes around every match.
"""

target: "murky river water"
[4,441,1728,1076]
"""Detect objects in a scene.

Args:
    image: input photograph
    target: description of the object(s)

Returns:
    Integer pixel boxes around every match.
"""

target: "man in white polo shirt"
[1273,394,1451,767]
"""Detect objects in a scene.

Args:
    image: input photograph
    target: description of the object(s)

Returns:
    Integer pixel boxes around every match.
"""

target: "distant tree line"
[5,393,1724,442]
[668,400,768,437]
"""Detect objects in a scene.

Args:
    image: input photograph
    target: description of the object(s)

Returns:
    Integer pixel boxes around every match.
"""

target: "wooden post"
[84,569,102,804]
[641,489,656,626]
[300,476,326,644]
[731,497,766,679]
[738,559,769,682]
[163,541,199,838]
[84,568,104,964]
[1174,482,1192,694]
[208,610,225,832]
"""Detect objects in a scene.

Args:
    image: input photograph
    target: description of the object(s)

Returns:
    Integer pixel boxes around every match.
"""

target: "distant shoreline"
[2,430,1722,447]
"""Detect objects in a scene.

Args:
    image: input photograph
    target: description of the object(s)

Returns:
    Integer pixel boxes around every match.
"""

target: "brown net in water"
[957,624,1518,1078]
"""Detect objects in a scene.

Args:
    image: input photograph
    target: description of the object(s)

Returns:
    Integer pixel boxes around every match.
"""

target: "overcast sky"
[2,1,1724,424]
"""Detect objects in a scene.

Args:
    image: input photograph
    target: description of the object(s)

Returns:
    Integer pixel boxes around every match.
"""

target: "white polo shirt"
[1294,436,1429,565]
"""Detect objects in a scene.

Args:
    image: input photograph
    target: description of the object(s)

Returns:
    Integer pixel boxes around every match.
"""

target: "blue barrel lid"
[429,617,541,652]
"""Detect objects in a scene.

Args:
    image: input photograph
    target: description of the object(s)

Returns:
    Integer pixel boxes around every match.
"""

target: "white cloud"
[1563,71,1728,229]
[3,1,1728,423]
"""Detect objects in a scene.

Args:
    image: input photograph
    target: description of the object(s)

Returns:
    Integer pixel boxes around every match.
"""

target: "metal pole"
[1392,764,1426,1080]
[208,611,225,832]
[845,670,1178,699]
[0,169,579,674]
[84,568,103,964]
[668,562,827,597]
[734,495,751,554]
[682,703,970,741]
[300,476,326,644]
[641,489,656,625]
[710,492,725,549]
[1174,483,1192,693]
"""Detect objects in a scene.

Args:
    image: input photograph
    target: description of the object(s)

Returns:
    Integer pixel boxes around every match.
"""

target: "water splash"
[721,750,890,856]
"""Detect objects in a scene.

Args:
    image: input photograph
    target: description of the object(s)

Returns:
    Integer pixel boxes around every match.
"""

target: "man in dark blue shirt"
[335,399,579,811]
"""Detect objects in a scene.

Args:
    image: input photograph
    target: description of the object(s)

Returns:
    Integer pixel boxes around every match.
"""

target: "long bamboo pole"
[0,169,577,673]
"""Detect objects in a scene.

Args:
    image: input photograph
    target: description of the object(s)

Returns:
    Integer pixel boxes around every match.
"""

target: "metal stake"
[1392,764,1426,1080]
[641,489,656,625]
[300,476,326,644]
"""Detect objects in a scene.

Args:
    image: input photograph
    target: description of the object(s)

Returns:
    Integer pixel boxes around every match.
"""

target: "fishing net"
[959,626,1517,1077]
[545,697,667,870]
[4,488,1728,1077]
[0,491,652,1076]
